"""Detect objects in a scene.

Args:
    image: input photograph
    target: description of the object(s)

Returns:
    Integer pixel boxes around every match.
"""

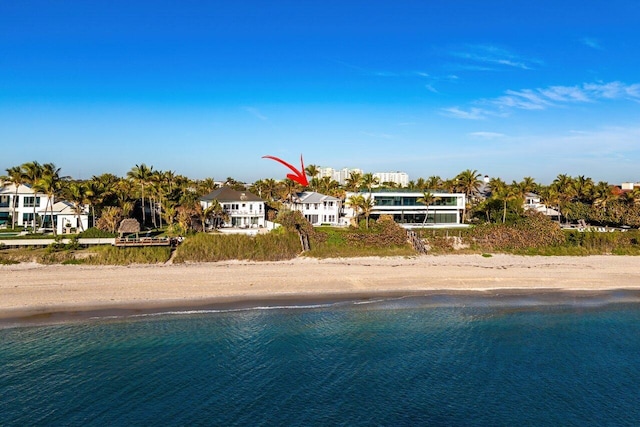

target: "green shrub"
[78,227,117,238]
[470,211,565,251]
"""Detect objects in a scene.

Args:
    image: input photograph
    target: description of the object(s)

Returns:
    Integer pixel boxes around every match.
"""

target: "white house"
[524,192,560,218]
[0,182,89,232]
[0,183,48,228]
[199,187,265,228]
[344,190,466,227]
[287,191,342,226]
[49,201,90,235]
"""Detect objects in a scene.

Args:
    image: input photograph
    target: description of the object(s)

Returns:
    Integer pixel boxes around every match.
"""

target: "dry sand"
[2,254,640,322]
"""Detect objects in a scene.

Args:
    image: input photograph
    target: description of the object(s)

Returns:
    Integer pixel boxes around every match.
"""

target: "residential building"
[344,190,466,226]
[200,187,265,228]
[373,171,409,188]
[0,183,48,228]
[524,192,560,218]
[0,182,89,232]
[49,201,90,234]
[286,191,343,226]
[621,182,640,190]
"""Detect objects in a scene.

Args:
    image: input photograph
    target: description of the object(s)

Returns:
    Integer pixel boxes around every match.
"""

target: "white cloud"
[243,107,268,121]
[468,131,505,139]
[442,107,491,120]
[445,81,640,119]
[450,44,540,70]
[581,37,603,50]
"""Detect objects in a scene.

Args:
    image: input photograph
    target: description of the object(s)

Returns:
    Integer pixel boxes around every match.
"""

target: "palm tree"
[593,183,617,218]
[196,177,217,196]
[361,173,379,194]
[519,176,538,194]
[20,161,44,231]
[454,169,482,223]
[552,174,576,224]
[113,178,135,212]
[304,164,320,180]
[4,166,23,229]
[345,172,362,192]
[417,191,439,225]
[86,177,108,228]
[347,194,365,226]
[455,169,482,199]
[573,175,594,203]
[127,163,154,226]
[360,196,375,229]
[33,163,65,235]
[539,186,560,222]
[208,199,229,229]
[63,181,93,232]
[426,175,443,191]
[346,194,374,228]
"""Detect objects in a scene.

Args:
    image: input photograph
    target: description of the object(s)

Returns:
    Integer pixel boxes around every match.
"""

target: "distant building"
[524,192,560,218]
[620,182,640,190]
[373,172,409,188]
[286,191,343,226]
[318,167,363,185]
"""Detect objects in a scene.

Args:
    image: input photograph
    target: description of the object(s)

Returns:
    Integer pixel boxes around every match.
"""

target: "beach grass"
[172,231,301,263]
[82,246,172,265]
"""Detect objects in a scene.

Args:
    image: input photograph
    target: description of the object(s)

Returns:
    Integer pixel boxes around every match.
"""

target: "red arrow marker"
[262,154,309,187]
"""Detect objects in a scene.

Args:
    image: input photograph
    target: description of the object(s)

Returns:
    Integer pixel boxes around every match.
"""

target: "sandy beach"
[2,254,640,322]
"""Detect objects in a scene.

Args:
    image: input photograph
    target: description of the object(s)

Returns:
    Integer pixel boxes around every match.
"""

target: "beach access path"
[2,254,640,320]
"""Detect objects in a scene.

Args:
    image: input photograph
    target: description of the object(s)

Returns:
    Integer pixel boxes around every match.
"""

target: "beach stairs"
[406,230,428,254]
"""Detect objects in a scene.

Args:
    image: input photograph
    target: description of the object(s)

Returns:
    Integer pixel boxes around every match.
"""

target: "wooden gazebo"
[117,218,140,238]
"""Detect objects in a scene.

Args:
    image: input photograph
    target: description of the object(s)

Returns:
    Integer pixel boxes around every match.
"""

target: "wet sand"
[2,254,640,324]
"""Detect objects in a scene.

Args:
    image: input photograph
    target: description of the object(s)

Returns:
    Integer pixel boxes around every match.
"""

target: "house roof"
[118,218,141,234]
[0,183,38,196]
[292,191,340,204]
[200,187,263,202]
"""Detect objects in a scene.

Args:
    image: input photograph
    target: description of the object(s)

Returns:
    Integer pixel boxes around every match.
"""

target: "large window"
[374,195,460,207]
[23,197,41,207]
[0,195,9,208]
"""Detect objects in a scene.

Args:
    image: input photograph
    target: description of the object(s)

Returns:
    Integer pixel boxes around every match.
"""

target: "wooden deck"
[114,237,173,247]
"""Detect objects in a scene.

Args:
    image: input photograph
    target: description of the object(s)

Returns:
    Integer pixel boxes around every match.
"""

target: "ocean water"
[2,295,640,426]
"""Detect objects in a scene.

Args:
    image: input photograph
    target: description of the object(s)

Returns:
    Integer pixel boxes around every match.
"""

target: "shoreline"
[2,254,640,326]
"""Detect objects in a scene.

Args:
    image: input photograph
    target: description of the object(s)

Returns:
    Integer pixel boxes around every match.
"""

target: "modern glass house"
[345,190,466,226]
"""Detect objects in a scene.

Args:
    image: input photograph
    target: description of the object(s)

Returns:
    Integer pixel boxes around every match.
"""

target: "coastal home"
[524,192,560,219]
[200,187,265,228]
[48,201,90,234]
[286,191,342,226]
[344,190,466,227]
[0,183,47,228]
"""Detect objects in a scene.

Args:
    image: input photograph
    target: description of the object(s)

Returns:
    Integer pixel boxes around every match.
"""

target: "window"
[23,197,41,207]
[0,195,9,208]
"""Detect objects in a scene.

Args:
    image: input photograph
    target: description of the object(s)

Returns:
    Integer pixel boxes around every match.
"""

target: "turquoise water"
[2,296,640,426]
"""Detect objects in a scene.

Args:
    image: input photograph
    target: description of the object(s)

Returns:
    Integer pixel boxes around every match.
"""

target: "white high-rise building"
[317,167,363,185]
[373,172,409,188]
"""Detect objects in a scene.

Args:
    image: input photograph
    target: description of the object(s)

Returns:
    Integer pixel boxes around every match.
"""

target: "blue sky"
[1,0,639,184]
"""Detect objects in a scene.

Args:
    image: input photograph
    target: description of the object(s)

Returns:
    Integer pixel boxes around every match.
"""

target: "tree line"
[2,161,639,235]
